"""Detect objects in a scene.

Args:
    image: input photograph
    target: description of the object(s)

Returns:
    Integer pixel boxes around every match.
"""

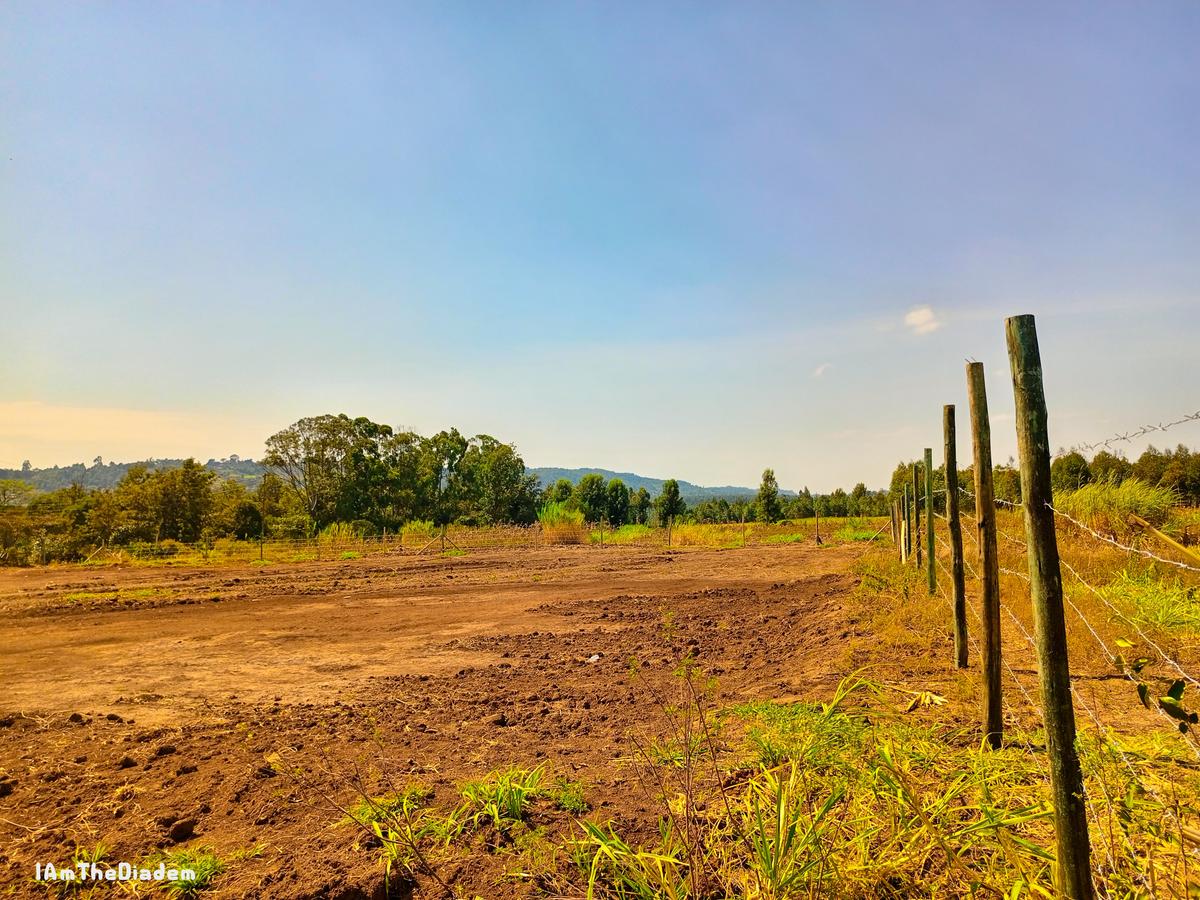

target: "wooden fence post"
[901,485,910,563]
[890,500,899,555]
[967,361,1003,749]
[924,447,935,594]
[911,462,922,568]
[1006,314,1094,899]
[944,405,968,669]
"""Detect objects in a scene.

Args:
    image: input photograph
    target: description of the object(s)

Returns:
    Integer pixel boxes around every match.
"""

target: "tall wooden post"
[890,500,899,555]
[944,405,968,668]
[911,462,922,568]
[1006,315,1094,899]
[967,361,1003,749]
[900,486,909,563]
[924,448,935,594]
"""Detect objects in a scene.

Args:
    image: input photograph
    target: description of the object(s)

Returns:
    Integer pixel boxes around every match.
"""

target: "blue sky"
[2,2,1197,491]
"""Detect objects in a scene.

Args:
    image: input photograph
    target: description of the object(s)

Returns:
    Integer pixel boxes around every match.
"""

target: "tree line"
[885,443,1200,511]
[9,411,1191,565]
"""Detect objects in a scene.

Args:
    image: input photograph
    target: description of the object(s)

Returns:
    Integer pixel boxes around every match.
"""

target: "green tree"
[231,501,264,540]
[1050,451,1091,494]
[462,436,540,524]
[547,478,574,505]
[849,482,869,516]
[630,487,651,524]
[420,428,471,525]
[756,469,782,523]
[1133,446,1170,487]
[605,478,630,526]
[827,487,849,517]
[0,479,34,508]
[655,479,686,525]
[574,474,608,523]
[993,464,1022,507]
[1088,451,1132,485]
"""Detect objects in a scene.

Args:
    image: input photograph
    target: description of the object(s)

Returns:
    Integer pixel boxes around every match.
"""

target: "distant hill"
[4,459,785,505]
[529,467,793,505]
[0,458,265,492]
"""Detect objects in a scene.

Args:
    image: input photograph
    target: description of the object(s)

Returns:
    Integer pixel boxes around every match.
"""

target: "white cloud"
[904,305,942,335]
[812,363,831,378]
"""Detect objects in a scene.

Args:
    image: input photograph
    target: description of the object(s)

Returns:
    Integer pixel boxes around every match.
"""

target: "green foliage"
[1057,476,1177,535]
[1050,450,1092,493]
[551,777,589,814]
[547,478,575,505]
[655,479,685,525]
[539,501,587,544]
[574,474,609,524]
[576,820,690,900]
[756,469,782,523]
[630,487,652,525]
[606,478,630,527]
[150,846,227,898]
[459,765,545,832]
[1104,569,1200,632]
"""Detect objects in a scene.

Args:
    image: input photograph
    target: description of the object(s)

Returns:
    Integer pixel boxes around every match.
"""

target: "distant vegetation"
[2,414,1197,566]
[886,443,1200,512]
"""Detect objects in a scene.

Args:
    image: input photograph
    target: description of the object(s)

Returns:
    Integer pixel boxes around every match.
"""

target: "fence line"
[1047,503,1200,575]
[1058,555,1200,694]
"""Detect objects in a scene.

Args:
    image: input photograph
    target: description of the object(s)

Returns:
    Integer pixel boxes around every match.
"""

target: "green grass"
[63,587,164,603]
[539,502,587,544]
[1104,568,1200,632]
[460,765,545,832]
[344,786,434,828]
[1056,476,1178,535]
[148,847,226,898]
[833,520,881,541]
[551,777,589,815]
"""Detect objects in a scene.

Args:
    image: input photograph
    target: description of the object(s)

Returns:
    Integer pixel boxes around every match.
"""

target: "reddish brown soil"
[0,543,867,898]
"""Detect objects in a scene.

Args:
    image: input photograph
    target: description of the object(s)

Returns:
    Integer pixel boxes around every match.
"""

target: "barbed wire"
[993,595,1132,882]
[1046,502,1200,575]
[939,525,1187,881]
[1055,410,1200,459]
[1059,555,1200,708]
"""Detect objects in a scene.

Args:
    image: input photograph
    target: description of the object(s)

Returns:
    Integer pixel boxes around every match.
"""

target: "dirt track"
[0,543,867,898]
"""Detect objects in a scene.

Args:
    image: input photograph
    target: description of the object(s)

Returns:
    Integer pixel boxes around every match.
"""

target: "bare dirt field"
[0,543,869,898]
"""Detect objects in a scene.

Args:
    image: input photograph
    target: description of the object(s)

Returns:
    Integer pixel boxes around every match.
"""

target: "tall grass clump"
[1056,477,1177,536]
[319,521,362,551]
[539,502,586,545]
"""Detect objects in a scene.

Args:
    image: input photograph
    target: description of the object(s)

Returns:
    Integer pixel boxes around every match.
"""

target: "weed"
[551,777,589,815]
[147,847,226,898]
[460,765,545,832]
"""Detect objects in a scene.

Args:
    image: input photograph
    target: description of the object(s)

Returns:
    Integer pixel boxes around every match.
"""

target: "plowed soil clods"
[0,543,866,897]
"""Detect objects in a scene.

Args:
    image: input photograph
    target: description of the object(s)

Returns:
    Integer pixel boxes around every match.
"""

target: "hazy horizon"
[3,3,1197,492]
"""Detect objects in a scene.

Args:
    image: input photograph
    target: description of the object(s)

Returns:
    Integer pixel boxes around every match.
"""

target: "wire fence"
[19,516,887,567]
[1055,410,1200,459]
[889,319,1200,894]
